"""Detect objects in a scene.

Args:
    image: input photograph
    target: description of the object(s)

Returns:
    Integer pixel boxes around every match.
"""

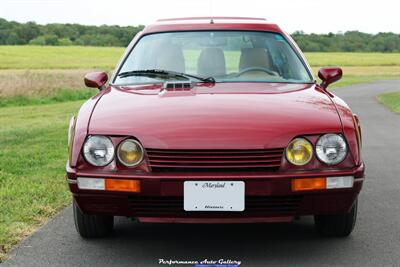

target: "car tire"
[73,200,114,238]
[314,198,358,237]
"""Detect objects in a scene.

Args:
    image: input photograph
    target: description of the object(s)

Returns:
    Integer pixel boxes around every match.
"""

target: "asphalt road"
[3,80,400,267]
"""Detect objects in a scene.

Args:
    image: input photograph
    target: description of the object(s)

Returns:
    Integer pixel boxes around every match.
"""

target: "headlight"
[83,136,114,166]
[316,134,347,165]
[286,138,313,166]
[117,139,144,167]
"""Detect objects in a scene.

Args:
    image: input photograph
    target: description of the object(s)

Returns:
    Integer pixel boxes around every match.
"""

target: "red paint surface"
[318,67,343,89]
[88,83,340,149]
[84,72,108,89]
[67,18,364,222]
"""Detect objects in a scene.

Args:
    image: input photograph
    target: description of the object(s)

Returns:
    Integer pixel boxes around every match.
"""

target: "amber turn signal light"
[105,179,141,192]
[292,178,326,191]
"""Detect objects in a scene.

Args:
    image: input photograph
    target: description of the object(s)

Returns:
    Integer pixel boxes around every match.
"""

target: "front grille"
[127,195,303,216]
[146,148,284,172]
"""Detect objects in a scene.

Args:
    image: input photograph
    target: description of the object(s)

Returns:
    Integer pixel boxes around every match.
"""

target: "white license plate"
[184,181,245,211]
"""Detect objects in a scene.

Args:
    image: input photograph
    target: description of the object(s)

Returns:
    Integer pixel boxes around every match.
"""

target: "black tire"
[73,200,114,238]
[314,198,358,237]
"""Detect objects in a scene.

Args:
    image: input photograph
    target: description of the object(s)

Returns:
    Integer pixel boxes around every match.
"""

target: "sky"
[1,0,399,34]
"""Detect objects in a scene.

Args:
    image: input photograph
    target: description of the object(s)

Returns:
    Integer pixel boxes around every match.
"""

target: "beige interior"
[197,47,226,77]
[239,48,272,71]
[155,44,186,73]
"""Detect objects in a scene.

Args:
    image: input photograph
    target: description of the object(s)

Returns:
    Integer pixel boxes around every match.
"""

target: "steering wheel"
[235,67,278,77]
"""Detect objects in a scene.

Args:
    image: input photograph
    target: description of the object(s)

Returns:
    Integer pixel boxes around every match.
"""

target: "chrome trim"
[66,178,77,184]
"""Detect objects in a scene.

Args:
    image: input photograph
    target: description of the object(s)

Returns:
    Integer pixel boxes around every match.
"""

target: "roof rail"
[157,17,267,22]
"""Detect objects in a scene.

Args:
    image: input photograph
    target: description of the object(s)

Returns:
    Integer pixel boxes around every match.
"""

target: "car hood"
[89,82,342,149]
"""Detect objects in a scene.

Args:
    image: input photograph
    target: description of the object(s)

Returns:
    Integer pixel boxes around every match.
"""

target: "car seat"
[197,48,226,77]
[155,43,186,73]
[239,48,272,71]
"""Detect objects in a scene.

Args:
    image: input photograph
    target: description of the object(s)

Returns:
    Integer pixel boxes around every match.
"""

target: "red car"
[67,17,364,238]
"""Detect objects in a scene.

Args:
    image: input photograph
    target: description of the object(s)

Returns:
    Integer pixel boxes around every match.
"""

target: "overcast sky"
[1,0,399,33]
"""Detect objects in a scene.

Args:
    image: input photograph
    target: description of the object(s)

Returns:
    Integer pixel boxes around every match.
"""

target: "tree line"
[0,18,399,52]
[292,31,400,52]
[0,18,144,47]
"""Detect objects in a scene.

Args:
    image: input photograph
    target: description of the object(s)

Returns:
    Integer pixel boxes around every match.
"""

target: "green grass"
[377,92,400,113]
[305,52,400,67]
[328,75,399,89]
[0,46,123,69]
[0,88,95,107]
[0,101,84,261]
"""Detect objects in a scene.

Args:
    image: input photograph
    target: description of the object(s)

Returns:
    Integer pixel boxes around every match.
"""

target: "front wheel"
[73,200,114,238]
[314,198,358,237]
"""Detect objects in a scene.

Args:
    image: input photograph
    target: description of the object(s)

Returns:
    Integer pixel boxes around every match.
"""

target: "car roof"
[142,17,283,34]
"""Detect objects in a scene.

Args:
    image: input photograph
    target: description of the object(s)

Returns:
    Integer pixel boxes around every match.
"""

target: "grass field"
[378,92,400,113]
[0,46,123,70]
[0,101,83,261]
[0,45,399,262]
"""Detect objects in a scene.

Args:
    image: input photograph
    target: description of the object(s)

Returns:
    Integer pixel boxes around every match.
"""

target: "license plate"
[184,181,245,211]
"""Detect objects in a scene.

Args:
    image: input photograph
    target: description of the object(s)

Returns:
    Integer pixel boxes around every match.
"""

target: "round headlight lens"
[286,138,313,166]
[83,136,114,166]
[117,139,144,167]
[316,134,347,165]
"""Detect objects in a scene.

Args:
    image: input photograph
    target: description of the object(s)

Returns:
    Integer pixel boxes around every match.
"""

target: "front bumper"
[67,163,365,223]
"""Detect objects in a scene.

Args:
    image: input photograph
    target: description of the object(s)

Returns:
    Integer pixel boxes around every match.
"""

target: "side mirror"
[318,67,342,89]
[84,72,108,90]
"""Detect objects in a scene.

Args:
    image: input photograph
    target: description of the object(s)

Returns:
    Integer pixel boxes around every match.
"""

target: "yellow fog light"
[286,138,313,166]
[117,139,144,167]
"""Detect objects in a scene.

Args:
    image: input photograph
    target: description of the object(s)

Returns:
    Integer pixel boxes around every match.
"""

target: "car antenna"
[209,0,214,24]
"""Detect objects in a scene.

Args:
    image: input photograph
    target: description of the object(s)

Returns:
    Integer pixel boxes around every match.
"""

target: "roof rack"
[157,17,267,22]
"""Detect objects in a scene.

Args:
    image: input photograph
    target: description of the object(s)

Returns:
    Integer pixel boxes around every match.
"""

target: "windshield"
[114,31,313,85]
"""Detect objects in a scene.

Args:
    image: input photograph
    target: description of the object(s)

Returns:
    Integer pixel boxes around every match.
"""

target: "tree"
[16,21,40,44]
[29,36,46,45]
[58,38,73,46]
[43,34,59,45]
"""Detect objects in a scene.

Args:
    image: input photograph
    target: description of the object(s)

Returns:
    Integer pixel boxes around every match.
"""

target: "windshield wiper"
[117,69,215,83]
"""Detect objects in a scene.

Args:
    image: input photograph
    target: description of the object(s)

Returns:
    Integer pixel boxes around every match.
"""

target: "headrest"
[239,48,272,70]
[155,44,185,73]
[197,48,226,77]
